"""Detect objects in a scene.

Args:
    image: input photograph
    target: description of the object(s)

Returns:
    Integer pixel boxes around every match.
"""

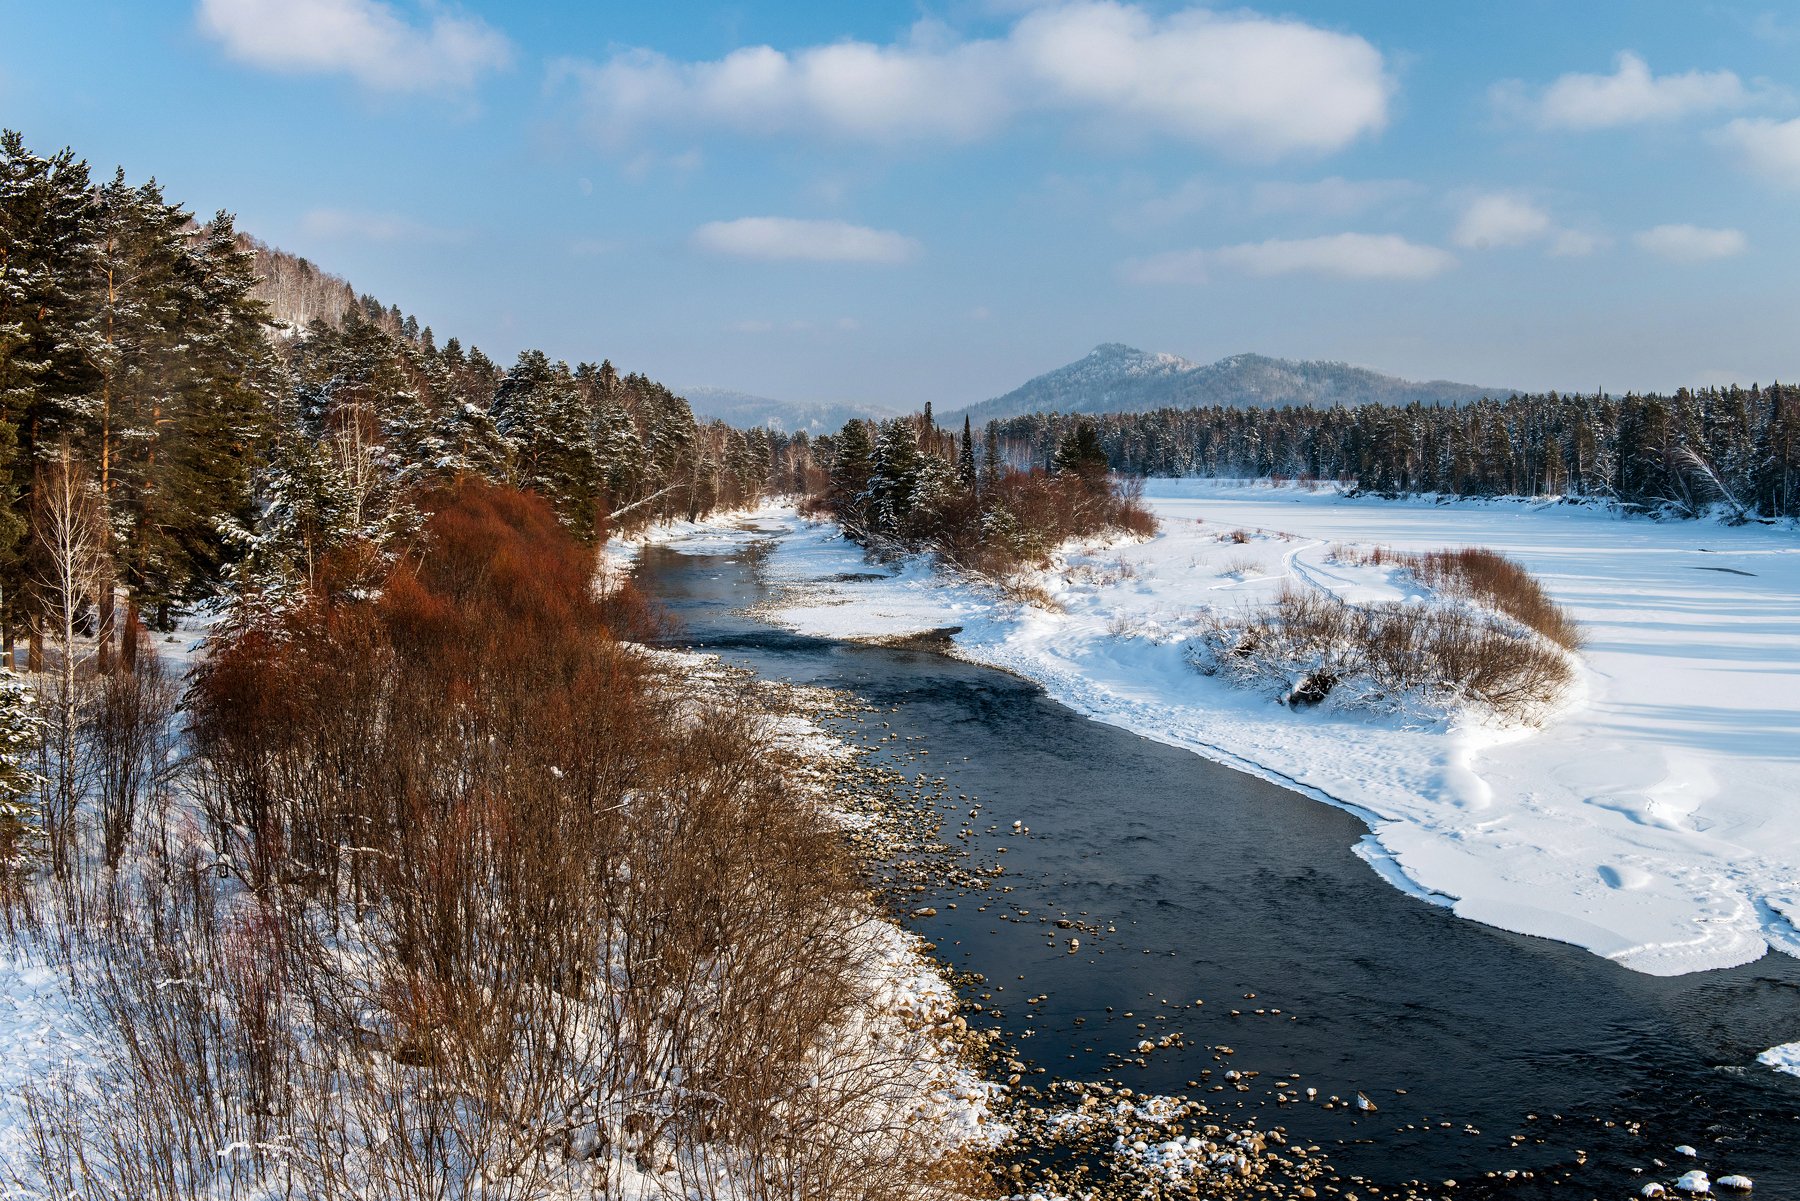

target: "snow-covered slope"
[663,486,1800,985]
[948,344,1505,424]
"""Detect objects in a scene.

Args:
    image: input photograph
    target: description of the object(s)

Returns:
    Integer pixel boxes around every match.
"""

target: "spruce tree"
[958,414,977,490]
[828,419,876,531]
[1053,421,1109,489]
[493,350,601,538]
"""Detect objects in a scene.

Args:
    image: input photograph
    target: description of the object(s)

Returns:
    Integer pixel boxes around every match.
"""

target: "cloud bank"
[1127,233,1455,284]
[555,3,1393,158]
[691,218,921,264]
[1715,117,1800,188]
[1496,52,1748,130]
[197,0,512,93]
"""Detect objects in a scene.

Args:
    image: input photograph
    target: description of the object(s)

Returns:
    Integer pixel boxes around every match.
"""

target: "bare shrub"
[1330,543,1583,651]
[1192,580,1575,723]
[18,480,984,1201]
[88,640,180,869]
[1409,547,1584,650]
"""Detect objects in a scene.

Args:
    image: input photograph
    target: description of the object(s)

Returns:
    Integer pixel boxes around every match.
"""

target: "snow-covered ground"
[662,485,1800,995]
[1,617,998,1195]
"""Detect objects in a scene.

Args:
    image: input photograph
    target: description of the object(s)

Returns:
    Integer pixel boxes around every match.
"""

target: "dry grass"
[1192,582,1576,722]
[1331,543,1583,651]
[1410,547,1585,650]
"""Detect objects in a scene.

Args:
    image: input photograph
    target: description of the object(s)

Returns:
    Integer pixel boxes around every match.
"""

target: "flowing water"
[634,537,1800,1196]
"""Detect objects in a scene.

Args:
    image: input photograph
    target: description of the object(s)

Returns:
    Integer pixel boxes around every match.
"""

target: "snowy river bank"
[719,483,1800,980]
[626,486,1800,1194]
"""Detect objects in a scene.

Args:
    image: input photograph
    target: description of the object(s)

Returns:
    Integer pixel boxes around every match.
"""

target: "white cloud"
[197,0,512,93]
[299,208,466,243]
[1715,116,1800,188]
[1126,233,1454,284]
[1452,193,1552,249]
[1633,224,1746,262]
[1450,192,1606,257]
[554,3,1392,158]
[1496,52,1747,130]
[691,217,921,264]
[1216,234,1456,279]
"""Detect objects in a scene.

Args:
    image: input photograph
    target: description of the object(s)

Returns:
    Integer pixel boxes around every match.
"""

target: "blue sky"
[5,1,1798,407]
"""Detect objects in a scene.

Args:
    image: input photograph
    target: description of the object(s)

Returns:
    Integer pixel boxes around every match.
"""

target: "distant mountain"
[678,386,895,435]
[948,344,1506,424]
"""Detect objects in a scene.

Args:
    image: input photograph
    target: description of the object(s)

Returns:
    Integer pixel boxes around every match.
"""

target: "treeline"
[0,129,794,660]
[990,387,1800,520]
[802,405,1155,576]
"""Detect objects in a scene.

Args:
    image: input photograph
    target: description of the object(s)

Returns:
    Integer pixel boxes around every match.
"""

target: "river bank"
[628,530,1800,1198]
[684,486,1800,986]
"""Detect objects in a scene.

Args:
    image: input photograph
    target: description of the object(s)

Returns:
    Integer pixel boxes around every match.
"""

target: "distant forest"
[989,389,1800,520]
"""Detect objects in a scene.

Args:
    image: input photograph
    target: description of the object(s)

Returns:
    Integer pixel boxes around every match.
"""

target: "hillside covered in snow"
[948,344,1507,424]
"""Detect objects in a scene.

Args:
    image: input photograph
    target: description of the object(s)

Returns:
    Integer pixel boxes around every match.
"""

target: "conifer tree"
[493,350,600,538]
[958,414,977,490]
[0,133,95,640]
[828,419,876,531]
[1053,420,1109,489]
[869,419,925,537]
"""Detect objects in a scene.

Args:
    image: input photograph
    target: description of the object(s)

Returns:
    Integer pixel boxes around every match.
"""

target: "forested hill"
[0,130,804,642]
[241,236,360,333]
[949,343,1504,424]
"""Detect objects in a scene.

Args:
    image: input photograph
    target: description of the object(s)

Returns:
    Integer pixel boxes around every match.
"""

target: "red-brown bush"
[44,478,980,1201]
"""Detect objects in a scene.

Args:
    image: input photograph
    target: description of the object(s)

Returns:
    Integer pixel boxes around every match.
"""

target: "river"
[633,534,1800,1197]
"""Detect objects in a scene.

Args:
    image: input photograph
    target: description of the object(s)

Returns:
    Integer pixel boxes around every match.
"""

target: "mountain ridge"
[944,344,1508,424]
[676,385,897,435]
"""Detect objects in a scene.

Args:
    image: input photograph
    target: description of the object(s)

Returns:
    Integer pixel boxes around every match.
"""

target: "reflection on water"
[634,540,1800,1195]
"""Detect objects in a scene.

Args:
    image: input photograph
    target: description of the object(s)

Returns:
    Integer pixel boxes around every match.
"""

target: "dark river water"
[634,536,1800,1197]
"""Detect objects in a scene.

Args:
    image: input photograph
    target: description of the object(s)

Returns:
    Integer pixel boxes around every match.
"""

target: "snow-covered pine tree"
[0,666,39,886]
[493,350,601,538]
[869,418,925,538]
[959,415,977,491]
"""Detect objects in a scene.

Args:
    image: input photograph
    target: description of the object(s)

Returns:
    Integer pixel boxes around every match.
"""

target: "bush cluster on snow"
[1188,547,1580,724]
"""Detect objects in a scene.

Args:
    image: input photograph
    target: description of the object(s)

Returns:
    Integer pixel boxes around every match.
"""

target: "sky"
[4,0,1798,408]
